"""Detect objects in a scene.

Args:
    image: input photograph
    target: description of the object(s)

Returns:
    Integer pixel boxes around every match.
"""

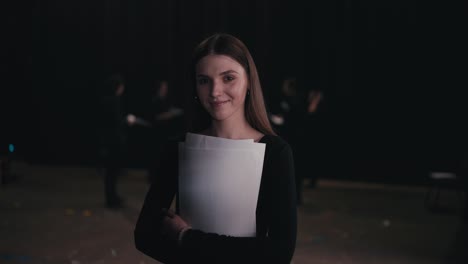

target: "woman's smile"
[210,99,230,108]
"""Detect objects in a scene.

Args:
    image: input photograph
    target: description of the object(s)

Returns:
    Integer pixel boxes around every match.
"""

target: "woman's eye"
[224,76,235,82]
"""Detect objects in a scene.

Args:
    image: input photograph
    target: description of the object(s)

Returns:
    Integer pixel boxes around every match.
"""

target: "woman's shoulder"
[260,135,294,175]
[260,134,292,153]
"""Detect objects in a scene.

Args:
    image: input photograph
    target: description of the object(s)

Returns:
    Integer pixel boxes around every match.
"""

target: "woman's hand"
[161,209,191,242]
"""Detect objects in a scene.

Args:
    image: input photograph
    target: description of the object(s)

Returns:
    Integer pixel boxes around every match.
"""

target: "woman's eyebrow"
[196,70,239,78]
[219,70,239,75]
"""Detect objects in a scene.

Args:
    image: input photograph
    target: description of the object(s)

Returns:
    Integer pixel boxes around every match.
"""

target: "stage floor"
[1,161,466,264]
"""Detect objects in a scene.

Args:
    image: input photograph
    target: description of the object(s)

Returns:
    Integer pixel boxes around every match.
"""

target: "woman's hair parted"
[187,33,276,136]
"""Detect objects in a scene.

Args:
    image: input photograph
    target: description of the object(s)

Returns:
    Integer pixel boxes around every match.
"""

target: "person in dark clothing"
[269,77,305,139]
[97,74,135,209]
[150,80,182,125]
[146,79,184,184]
[134,33,297,263]
[299,89,325,189]
[270,77,309,204]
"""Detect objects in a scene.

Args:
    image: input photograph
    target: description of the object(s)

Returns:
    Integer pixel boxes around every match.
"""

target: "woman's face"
[195,54,248,122]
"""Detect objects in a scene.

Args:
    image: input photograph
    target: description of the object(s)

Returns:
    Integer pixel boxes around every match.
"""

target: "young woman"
[134,33,297,263]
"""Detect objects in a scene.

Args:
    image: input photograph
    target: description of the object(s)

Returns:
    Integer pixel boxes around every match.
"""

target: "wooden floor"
[1,161,466,264]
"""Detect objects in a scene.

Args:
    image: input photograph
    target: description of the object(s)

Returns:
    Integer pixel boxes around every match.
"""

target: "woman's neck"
[207,117,262,141]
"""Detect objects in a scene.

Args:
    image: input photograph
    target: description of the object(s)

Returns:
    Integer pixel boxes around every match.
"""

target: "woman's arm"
[134,140,180,263]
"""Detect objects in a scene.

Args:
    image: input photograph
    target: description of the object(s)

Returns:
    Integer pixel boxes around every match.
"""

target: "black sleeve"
[134,140,181,263]
[134,138,297,264]
[179,142,297,264]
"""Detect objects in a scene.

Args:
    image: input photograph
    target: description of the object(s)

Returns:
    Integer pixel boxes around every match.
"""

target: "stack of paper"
[178,133,266,237]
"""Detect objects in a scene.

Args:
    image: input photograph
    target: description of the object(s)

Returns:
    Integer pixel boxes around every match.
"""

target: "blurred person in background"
[146,79,184,184]
[97,74,135,209]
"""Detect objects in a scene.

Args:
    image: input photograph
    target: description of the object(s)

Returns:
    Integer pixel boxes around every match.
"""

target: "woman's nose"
[210,81,222,97]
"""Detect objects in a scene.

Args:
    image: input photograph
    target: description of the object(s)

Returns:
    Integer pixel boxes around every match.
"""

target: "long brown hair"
[187,33,276,136]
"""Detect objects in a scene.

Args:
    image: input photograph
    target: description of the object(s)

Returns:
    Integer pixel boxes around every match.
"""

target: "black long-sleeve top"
[134,134,297,263]
[97,95,127,147]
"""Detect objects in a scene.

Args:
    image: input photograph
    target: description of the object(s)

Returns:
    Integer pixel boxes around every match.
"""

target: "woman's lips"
[210,100,229,107]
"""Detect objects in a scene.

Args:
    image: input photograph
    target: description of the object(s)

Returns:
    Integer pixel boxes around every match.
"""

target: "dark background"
[2,0,466,184]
